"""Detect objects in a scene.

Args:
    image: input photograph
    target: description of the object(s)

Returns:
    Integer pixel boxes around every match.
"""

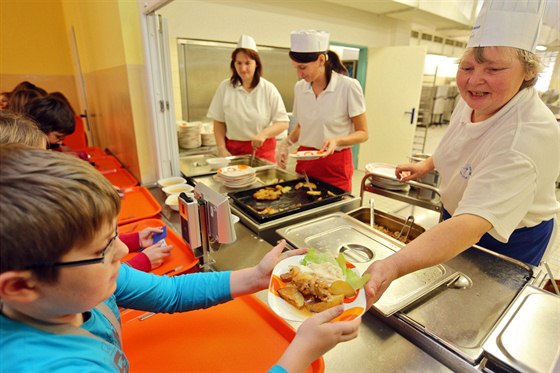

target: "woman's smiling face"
[456,47,535,122]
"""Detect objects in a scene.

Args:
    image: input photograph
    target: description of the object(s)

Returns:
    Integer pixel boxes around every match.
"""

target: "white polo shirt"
[292,71,366,150]
[433,87,560,242]
[207,77,289,141]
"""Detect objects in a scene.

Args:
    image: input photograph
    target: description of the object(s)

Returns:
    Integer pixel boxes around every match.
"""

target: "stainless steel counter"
[148,186,452,372]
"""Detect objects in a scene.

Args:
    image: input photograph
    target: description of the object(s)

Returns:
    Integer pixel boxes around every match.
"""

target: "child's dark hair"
[24,94,75,135]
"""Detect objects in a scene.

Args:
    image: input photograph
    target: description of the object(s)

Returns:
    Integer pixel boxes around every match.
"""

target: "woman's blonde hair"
[0,110,47,148]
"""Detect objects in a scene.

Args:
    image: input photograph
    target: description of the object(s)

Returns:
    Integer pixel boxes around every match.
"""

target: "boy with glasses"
[0,144,360,372]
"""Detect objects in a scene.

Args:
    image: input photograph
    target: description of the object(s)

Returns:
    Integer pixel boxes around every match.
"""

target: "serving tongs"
[301,171,313,193]
[250,148,257,167]
[396,215,415,242]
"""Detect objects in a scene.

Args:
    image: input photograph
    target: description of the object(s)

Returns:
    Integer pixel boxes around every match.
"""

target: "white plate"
[289,150,327,160]
[365,162,398,179]
[217,164,255,178]
[268,255,367,322]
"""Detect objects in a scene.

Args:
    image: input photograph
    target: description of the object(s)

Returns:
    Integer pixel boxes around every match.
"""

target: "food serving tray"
[90,154,122,172]
[118,186,162,225]
[121,294,324,372]
[118,218,198,277]
[101,168,138,189]
[228,177,349,223]
[482,285,559,373]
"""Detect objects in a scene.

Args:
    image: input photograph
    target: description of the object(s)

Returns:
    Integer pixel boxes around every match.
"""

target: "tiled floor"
[351,124,560,283]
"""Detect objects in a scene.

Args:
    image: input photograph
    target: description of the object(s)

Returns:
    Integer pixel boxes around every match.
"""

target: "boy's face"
[40,218,128,314]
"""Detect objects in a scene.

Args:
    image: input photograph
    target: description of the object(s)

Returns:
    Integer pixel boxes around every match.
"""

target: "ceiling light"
[536,45,547,51]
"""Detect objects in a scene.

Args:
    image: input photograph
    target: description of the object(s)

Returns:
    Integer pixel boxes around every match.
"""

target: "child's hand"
[138,227,165,248]
[277,306,361,372]
[143,241,173,269]
[253,240,307,290]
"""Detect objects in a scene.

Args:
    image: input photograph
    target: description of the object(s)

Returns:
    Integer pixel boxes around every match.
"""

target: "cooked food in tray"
[275,249,370,313]
[252,185,292,200]
[294,181,317,190]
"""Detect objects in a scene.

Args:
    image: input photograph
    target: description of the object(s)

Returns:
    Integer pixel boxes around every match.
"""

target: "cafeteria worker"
[277,30,368,192]
[207,34,289,163]
[363,0,560,309]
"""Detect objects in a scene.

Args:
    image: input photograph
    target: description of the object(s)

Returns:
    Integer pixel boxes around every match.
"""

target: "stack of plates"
[215,165,256,188]
[365,162,409,191]
[201,132,216,146]
[178,121,202,149]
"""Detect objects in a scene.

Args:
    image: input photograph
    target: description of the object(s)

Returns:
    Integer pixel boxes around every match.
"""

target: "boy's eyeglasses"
[51,229,120,268]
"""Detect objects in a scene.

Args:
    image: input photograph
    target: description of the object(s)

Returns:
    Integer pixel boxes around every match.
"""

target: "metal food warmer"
[275,205,559,372]
[185,156,361,244]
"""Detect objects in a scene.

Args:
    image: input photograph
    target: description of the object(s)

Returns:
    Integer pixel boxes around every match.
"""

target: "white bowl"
[157,176,187,188]
[162,183,194,196]
[206,157,230,170]
[165,193,194,212]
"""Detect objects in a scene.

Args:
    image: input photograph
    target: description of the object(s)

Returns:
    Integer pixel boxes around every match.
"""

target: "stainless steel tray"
[276,212,456,316]
[190,167,299,196]
[180,154,273,177]
[483,285,560,373]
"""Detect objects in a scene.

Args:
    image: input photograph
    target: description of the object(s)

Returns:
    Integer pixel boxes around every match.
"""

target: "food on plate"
[306,190,322,196]
[295,181,317,190]
[276,249,370,313]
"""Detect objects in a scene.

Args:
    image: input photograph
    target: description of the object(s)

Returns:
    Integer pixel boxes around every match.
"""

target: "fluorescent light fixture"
[536,45,547,51]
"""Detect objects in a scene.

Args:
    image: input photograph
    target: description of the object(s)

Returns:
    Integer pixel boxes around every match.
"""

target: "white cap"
[290,30,330,53]
[237,34,257,52]
[467,0,546,53]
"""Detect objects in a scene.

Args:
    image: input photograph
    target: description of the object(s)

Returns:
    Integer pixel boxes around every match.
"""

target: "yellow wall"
[0,0,78,109]
[61,0,155,183]
[0,0,156,184]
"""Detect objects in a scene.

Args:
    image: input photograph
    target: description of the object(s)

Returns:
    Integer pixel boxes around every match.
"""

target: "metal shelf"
[360,174,443,217]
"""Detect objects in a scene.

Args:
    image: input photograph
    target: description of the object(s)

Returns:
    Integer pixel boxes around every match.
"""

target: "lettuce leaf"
[302,248,370,290]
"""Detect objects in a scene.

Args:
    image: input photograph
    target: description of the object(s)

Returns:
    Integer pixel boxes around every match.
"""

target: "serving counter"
[147,186,452,372]
[146,184,559,373]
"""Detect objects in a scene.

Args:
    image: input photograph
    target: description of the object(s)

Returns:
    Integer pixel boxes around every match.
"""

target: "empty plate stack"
[215,165,256,188]
[365,163,409,191]
[177,121,202,149]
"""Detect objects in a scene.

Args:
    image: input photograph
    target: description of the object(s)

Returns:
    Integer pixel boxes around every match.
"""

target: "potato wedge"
[309,294,344,313]
[329,280,356,297]
[278,287,305,309]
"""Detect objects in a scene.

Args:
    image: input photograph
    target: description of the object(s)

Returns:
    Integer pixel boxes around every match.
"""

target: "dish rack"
[359,173,443,222]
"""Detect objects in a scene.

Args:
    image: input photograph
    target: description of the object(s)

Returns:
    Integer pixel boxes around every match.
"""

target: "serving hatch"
[228,176,349,224]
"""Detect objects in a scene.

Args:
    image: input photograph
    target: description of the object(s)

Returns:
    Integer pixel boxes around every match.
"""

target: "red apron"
[225,138,277,163]
[295,146,354,192]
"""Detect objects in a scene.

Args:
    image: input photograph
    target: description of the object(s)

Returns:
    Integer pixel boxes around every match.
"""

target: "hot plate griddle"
[228,177,348,223]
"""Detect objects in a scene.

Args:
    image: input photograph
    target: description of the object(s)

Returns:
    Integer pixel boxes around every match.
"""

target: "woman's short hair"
[0,144,120,283]
[24,94,76,135]
[230,48,262,89]
[0,110,47,148]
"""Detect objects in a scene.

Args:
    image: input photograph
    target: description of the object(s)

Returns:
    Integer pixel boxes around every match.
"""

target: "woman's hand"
[217,146,232,157]
[276,138,292,169]
[251,133,267,149]
[395,157,434,182]
[363,259,399,310]
[320,138,338,155]
[143,241,173,269]
[276,306,361,373]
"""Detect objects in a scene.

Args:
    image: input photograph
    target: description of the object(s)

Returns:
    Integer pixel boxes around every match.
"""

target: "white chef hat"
[467,0,546,53]
[237,34,257,52]
[290,30,330,53]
